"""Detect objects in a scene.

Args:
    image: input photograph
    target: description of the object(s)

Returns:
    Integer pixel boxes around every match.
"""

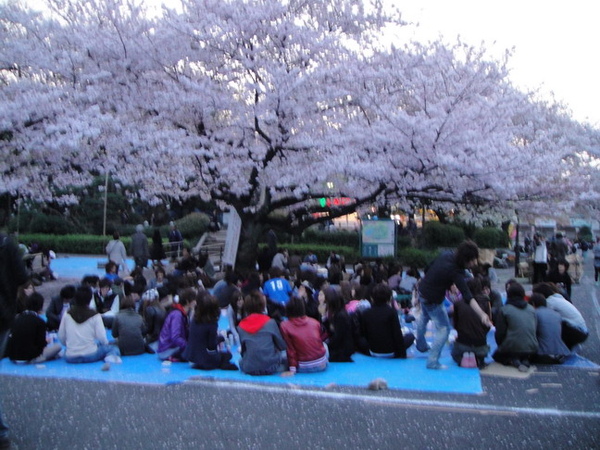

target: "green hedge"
[397,247,439,269]
[17,234,192,255]
[421,222,465,248]
[473,227,509,249]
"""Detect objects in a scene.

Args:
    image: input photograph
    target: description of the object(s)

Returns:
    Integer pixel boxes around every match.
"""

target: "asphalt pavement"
[1,253,599,449]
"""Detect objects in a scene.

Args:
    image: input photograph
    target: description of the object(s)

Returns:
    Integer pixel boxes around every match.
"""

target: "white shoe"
[104,355,122,364]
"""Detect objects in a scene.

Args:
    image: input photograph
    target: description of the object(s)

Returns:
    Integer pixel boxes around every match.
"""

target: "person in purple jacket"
[157,287,197,361]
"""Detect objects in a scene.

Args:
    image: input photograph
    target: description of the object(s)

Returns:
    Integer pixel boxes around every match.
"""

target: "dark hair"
[339,280,352,304]
[504,278,518,292]
[120,295,136,310]
[323,286,344,315]
[467,277,483,297]
[74,286,93,307]
[105,261,117,274]
[269,267,283,279]
[26,292,44,312]
[194,292,220,324]
[244,291,266,315]
[479,276,491,291]
[532,282,559,298]
[530,293,547,308]
[286,296,306,318]
[113,231,120,240]
[455,240,479,269]
[556,259,570,270]
[371,283,392,306]
[81,275,100,287]
[99,278,112,289]
[60,284,76,300]
[178,287,197,307]
[155,266,166,276]
[506,282,525,299]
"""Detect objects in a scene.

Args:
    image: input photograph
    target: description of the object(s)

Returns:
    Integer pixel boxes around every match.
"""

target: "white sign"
[222,208,241,269]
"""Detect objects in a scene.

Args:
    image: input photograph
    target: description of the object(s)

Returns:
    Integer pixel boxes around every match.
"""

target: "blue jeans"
[0,329,10,439]
[416,298,450,368]
[65,344,120,363]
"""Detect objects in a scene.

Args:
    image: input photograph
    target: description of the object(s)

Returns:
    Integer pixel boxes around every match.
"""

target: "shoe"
[404,314,416,323]
[101,362,111,371]
[416,345,431,353]
[220,362,238,371]
[104,355,122,364]
[426,363,448,370]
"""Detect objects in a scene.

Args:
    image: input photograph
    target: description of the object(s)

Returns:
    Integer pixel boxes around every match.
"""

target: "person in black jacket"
[359,283,414,358]
[416,241,491,370]
[321,287,354,362]
[6,293,62,363]
[45,284,76,331]
[0,233,29,448]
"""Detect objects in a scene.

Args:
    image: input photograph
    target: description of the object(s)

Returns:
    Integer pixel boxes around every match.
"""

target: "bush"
[421,222,465,248]
[473,227,509,249]
[9,211,77,235]
[175,212,210,241]
[262,243,359,265]
[396,235,412,248]
[397,247,439,269]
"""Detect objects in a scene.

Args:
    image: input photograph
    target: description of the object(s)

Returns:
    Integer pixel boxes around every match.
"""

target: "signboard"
[222,208,241,269]
[361,220,396,258]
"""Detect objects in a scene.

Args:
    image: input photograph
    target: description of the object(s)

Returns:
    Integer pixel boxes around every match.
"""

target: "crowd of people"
[2,235,592,376]
[0,229,595,447]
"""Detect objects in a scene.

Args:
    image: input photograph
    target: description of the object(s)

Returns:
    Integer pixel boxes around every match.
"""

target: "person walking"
[130,224,149,269]
[415,240,491,370]
[0,233,29,448]
[106,231,128,275]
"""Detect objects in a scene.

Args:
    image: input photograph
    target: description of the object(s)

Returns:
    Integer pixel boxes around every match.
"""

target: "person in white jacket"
[58,286,121,364]
[106,231,128,275]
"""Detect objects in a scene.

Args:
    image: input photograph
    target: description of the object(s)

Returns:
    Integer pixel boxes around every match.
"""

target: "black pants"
[561,323,588,350]
[532,262,547,284]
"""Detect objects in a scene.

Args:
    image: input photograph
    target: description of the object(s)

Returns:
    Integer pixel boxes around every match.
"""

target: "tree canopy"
[1,0,599,265]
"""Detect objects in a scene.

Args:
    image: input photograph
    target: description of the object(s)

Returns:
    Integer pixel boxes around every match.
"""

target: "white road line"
[185,378,600,419]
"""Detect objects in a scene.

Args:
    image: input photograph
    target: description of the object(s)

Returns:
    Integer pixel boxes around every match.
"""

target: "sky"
[395,0,600,127]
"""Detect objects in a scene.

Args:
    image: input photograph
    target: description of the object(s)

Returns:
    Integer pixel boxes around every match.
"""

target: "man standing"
[0,233,29,448]
[130,224,149,269]
[168,222,183,261]
[416,240,492,370]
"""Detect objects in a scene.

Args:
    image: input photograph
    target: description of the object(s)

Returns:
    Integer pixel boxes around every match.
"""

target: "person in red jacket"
[280,296,328,375]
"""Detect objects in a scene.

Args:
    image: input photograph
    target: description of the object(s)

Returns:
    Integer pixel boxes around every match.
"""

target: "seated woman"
[6,293,62,363]
[103,261,120,283]
[529,293,570,364]
[157,287,196,361]
[141,287,168,345]
[237,290,287,375]
[358,283,414,358]
[321,286,355,362]
[58,286,121,364]
[182,291,237,370]
[451,278,492,369]
[279,296,328,374]
[492,282,538,372]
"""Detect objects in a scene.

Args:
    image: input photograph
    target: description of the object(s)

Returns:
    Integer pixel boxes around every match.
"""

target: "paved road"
[2,254,599,449]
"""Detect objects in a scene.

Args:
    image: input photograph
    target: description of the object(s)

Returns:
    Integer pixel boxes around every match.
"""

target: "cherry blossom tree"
[1,0,598,268]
